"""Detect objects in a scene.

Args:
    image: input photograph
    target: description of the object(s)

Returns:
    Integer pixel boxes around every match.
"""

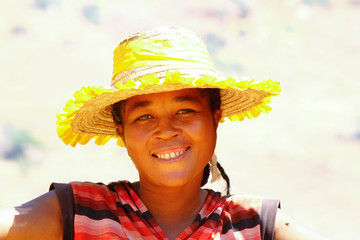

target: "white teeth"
[156,150,186,159]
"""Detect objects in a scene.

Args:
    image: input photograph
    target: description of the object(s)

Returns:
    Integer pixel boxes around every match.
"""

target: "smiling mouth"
[152,147,190,160]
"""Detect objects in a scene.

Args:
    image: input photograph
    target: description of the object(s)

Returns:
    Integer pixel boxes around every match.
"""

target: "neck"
[132,177,207,239]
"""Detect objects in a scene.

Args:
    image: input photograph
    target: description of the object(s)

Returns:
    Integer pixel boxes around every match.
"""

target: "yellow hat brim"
[57,71,280,147]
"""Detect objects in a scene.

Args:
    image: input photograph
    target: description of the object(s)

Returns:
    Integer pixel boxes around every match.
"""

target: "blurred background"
[0,0,359,239]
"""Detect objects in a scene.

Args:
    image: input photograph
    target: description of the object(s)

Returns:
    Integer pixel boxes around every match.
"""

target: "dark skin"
[0,89,329,239]
[0,191,62,240]
[115,89,221,238]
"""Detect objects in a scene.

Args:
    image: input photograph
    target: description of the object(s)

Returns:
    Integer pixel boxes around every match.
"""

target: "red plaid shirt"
[70,181,263,240]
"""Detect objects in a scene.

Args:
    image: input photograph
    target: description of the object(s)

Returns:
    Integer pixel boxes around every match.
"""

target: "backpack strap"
[260,199,281,240]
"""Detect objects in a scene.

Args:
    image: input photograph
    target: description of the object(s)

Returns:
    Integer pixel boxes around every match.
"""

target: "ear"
[213,109,222,129]
[115,124,126,145]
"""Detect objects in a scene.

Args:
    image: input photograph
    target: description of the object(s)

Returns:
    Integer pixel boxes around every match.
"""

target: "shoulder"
[224,194,263,212]
[70,180,129,195]
[69,180,132,209]
[220,194,264,225]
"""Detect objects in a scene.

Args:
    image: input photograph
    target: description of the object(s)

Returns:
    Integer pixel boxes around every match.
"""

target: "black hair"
[112,100,124,125]
[200,162,230,195]
[111,88,230,195]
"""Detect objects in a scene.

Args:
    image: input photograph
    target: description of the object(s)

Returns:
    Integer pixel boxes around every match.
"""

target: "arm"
[274,209,330,240]
[0,191,63,240]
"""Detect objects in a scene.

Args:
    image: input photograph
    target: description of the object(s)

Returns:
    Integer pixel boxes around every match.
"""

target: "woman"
[0,27,328,240]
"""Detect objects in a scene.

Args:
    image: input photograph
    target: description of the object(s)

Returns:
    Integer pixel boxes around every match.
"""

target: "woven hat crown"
[111,26,218,87]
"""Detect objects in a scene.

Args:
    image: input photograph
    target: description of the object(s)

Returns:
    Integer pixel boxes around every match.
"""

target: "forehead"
[123,88,207,110]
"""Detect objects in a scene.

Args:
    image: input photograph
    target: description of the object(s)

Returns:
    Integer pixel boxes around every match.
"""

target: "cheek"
[124,123,151,142]
[188,117,217,151]
[123,125,150,158]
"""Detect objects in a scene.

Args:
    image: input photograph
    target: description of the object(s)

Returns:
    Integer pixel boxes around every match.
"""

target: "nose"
[153,116,181,140]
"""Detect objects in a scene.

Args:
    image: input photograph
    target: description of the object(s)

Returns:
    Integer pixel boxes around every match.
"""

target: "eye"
[177,109,197,115]
[136,114,153,121]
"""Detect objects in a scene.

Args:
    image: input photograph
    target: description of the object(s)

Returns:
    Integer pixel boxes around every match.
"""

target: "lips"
[152,147,190,160]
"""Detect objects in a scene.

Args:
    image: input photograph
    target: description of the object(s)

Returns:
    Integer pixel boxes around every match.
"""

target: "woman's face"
[116,88,222,188]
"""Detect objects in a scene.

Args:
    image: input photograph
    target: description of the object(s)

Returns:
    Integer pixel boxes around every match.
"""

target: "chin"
[152,171,201,188]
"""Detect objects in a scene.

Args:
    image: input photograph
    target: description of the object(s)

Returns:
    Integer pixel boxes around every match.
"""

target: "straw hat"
[57,26,281,147]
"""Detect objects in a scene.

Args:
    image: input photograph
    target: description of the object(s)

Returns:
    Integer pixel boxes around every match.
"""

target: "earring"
[210,154,221,183]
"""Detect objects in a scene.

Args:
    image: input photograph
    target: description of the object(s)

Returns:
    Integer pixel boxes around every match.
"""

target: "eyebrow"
[174,95,201,103]
[127,95,201,113]
[126,100,151,113]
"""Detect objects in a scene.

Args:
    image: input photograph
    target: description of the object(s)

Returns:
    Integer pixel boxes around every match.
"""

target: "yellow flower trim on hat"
[57,71,280,147]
